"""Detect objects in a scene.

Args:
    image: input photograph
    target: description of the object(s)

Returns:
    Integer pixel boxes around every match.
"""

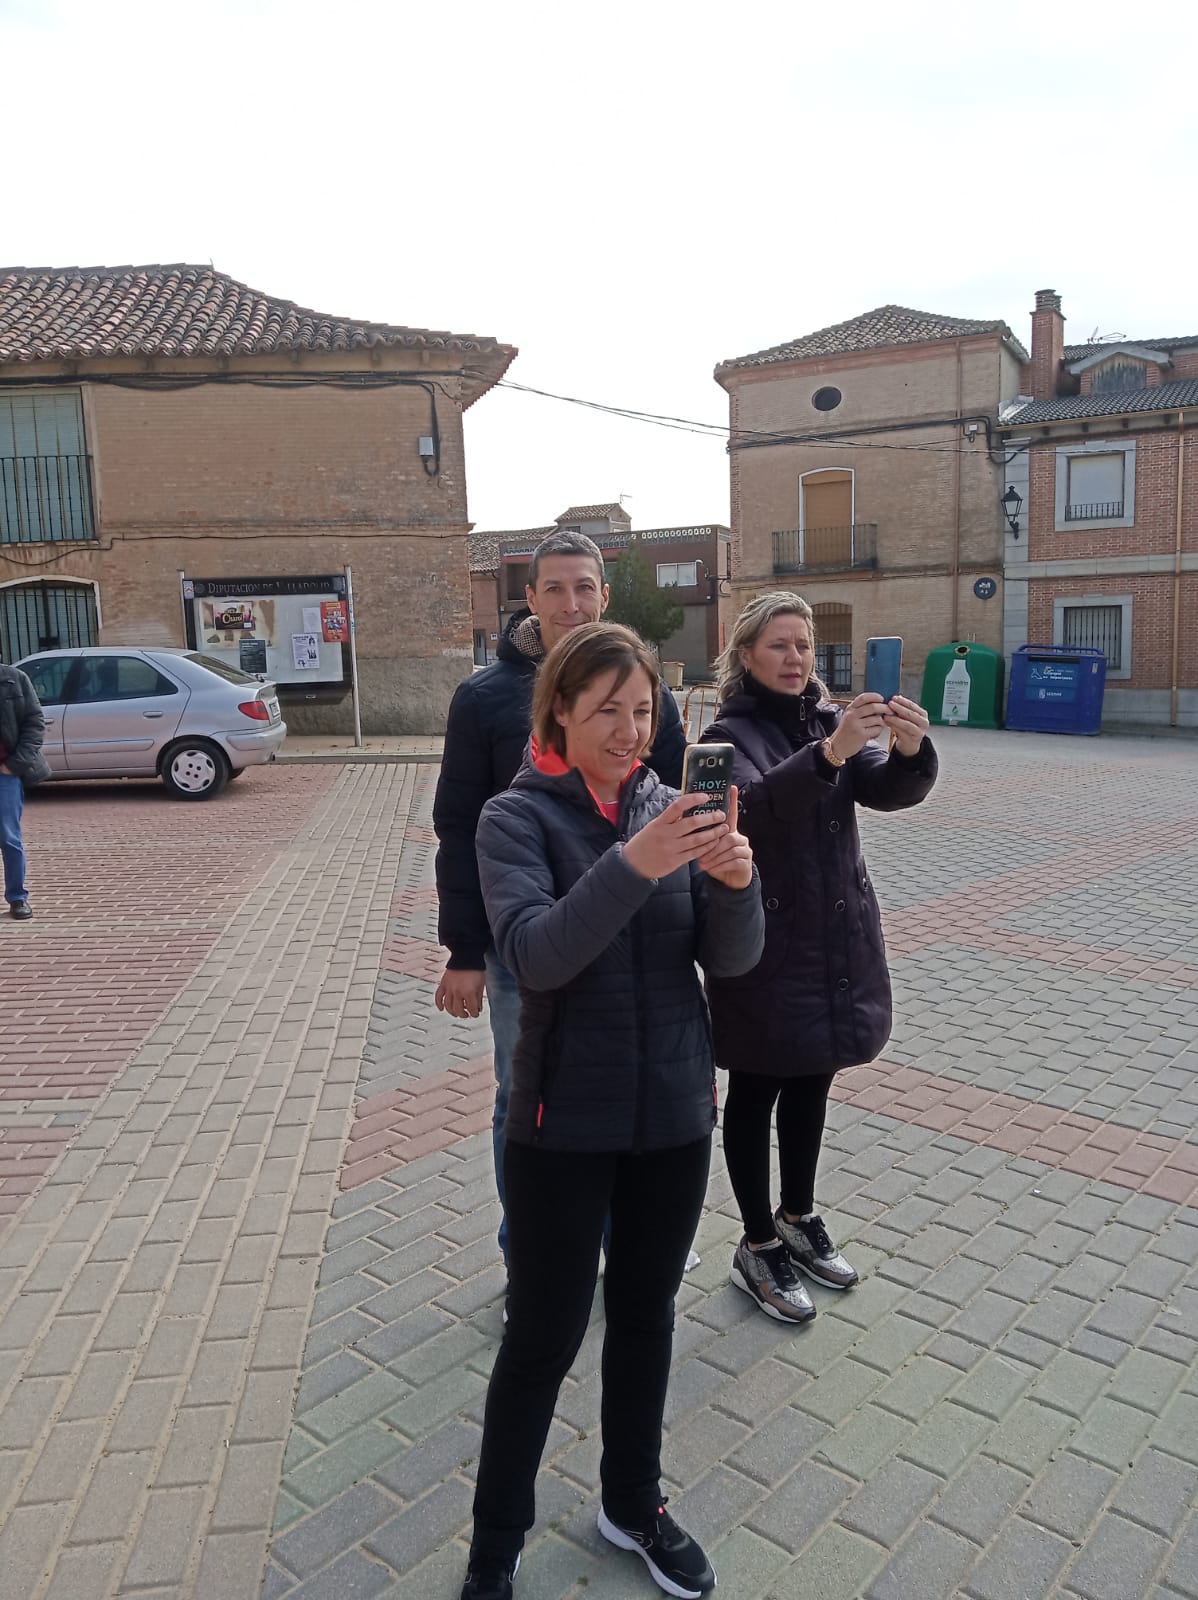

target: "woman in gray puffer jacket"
[460,623,763,1600]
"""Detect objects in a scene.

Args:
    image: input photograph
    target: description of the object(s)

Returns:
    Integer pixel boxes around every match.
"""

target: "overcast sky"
[4,0,1196,532]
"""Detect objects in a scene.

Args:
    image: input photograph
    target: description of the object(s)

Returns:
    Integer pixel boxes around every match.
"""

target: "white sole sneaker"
[729,1264,816,1325]
[597,1508,715,1598]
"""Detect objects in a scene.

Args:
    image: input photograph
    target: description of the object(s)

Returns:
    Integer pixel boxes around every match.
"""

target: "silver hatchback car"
[17,647,287,800]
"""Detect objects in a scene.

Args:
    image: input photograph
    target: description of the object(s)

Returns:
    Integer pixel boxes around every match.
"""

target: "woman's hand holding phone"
[623,793,729,881]
[827,693,888,761]
[695,786,754,889]
[881,695,930,756]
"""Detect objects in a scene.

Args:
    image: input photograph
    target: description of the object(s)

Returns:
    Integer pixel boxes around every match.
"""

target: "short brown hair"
[528,530,606,589]
[532,622,660,760]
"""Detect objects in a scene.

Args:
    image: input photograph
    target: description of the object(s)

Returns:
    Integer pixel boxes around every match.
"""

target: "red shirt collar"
[530,736,643,815]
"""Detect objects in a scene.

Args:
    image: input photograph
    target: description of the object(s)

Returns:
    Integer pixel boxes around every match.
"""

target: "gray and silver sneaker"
[775,1211,858,1290]
[730,1237,816,1323]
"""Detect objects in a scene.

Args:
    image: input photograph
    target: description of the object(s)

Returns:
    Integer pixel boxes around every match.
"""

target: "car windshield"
[184,653,261,686]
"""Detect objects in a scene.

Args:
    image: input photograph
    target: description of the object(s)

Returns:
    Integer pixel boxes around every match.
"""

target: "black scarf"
[740,674,824,749]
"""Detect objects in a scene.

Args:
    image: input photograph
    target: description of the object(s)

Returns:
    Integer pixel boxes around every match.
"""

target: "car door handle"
[142,711,165,719]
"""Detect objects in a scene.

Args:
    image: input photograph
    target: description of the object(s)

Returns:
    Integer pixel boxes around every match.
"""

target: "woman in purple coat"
[702,592,937,1323]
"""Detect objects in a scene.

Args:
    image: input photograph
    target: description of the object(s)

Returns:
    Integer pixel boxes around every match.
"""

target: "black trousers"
[722,1069,835,1246]
[471,1134,712,1561]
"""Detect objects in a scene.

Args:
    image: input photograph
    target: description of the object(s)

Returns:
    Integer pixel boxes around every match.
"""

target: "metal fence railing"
[1064,500,1124,521]
[772,522,878,574]
[0,454,95,544]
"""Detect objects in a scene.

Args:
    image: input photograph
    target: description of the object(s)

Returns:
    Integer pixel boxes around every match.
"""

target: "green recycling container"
[921,641,1003,729]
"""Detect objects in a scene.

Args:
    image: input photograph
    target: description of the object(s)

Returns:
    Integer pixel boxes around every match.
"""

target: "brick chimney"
[1029,288,1065,401]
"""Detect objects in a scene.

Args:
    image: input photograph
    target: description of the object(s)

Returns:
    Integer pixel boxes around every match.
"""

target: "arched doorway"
[811,602,852,695]
[0,579,98,662]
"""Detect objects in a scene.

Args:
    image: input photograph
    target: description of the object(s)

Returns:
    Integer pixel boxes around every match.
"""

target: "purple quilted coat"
[702,678,936,1078]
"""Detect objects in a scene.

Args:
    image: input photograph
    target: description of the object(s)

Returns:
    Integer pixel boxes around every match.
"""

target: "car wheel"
[161,740,230,800]
[225,767,246,781]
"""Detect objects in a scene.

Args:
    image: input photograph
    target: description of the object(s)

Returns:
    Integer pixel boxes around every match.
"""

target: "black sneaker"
[730,1236,816,1323]
[9,901,32,921]
[598,1500,716,1597]
[460,1551,519,1600]
[774,1210,859,1290]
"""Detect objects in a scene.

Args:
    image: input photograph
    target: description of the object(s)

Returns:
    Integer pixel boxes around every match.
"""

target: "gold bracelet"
[820,737,846,769]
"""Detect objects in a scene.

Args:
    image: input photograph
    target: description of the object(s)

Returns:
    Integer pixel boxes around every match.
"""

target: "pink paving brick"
[1059,1145,1120,1180]
[1142,1166,1198,1207]
[0,766,339,1239]
[1107,1144,1170,1180]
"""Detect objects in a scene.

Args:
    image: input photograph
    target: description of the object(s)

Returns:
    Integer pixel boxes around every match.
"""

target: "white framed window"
[656,562,698,588]
[1054,441,1135,530]
[1053,594,1132,680]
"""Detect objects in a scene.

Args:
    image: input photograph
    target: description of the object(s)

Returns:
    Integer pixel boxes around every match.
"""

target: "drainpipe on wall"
[1170,410,1186,727]
[951,341,963,640]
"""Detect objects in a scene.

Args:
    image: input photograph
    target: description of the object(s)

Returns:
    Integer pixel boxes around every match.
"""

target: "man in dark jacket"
[433,530,686,1263]
[0,659,52,922]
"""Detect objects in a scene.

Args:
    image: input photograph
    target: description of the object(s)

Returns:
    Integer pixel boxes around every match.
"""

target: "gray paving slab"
[6,730,1198,1599]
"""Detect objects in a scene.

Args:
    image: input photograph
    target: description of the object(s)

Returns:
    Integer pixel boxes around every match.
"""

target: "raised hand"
[623,793,729,881]
[826,693,888,761]
[882,695,931,757]
[695,786,754,889]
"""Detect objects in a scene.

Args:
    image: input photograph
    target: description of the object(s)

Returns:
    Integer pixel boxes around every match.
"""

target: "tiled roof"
[555,503,629,525]
[0,264,515,370]
[717,305,1026,372]
[469,532,501,573]
[472,526,555,562]
[1001,378,1198,426]
[1062,334,1198,362]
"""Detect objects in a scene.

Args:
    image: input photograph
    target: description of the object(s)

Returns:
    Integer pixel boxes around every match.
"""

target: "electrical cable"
[492,378,1190,461]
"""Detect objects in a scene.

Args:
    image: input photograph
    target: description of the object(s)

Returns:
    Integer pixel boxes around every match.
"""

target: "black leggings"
[471,1134,711,1562]
[722,1070,835,1246]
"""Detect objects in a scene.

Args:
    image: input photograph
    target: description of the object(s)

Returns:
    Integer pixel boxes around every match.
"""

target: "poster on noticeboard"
[181,574,349,692]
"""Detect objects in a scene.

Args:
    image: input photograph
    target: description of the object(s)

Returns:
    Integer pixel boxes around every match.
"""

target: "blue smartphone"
[864,636,903,701]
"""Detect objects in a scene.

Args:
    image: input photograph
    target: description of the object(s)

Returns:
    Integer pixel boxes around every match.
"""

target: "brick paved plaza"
[1,730,1196,1599]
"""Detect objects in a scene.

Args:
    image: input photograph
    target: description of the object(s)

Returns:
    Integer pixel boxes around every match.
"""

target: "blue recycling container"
[1006,645,1107,736]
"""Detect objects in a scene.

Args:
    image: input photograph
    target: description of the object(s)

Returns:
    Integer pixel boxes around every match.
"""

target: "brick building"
[998,291,1198,728]
[0,264,514,732]
[714,308,1026,696]
[472,502,731,679]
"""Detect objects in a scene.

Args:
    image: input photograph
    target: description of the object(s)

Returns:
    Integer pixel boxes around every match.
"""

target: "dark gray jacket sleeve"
[8,671,47,779]
[645,683,686,788]
[477,795,657,991]
[433,681,494,970]
[692,865,764,978]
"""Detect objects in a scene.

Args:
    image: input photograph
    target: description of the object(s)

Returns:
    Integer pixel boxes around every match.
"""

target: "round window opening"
[812,386,842,412]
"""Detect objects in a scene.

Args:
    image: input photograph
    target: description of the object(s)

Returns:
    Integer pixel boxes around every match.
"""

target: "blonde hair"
[714,590,829,704]
[532,622,661,760]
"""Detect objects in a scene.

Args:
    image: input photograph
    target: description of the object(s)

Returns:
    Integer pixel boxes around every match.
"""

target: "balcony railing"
[773,523,878,574]
[0,455,96,544]
[1064,500,1124,521]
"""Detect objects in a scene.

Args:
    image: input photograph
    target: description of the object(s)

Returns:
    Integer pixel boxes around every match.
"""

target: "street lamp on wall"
[1001,485,1024,539]
[695,559,731,605]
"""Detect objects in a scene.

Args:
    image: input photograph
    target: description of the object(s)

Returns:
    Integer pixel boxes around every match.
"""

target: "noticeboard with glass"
[181,574,350,700]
